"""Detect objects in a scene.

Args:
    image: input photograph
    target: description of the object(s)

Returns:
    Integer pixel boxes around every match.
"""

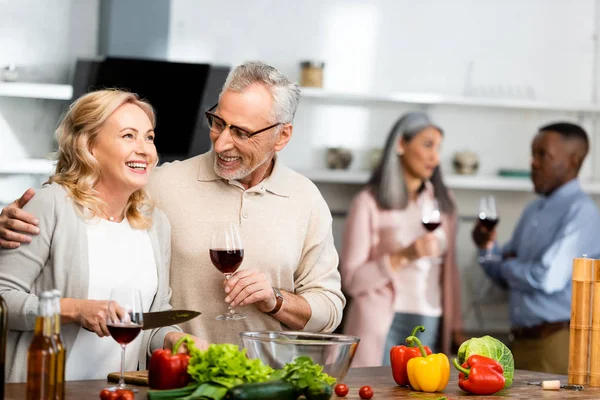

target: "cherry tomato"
[359,385,374,399]
[114,389,134,400]
[99,389,134,400]
[99,389,112,400]
[334,383,349,397]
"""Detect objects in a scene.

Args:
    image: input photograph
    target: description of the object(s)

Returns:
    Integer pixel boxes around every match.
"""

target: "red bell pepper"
[453,355,505,395]
[390,325,433,387]
[148,335,193,390]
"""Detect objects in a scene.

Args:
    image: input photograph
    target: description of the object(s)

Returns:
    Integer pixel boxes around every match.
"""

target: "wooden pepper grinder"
[589,259,600,386]
[569,256,594,385]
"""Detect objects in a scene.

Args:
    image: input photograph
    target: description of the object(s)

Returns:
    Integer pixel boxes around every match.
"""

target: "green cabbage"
[457,336,514,388]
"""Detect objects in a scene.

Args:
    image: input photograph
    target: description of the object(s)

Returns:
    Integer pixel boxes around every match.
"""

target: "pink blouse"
[340,184,462,366]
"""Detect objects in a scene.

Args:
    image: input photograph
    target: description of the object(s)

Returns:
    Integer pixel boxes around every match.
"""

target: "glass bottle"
[0,294,7,399]
[50,290,65,400]
[26,291,56,400]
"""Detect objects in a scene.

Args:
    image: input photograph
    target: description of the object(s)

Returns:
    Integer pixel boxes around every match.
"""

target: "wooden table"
[6,366,600,399]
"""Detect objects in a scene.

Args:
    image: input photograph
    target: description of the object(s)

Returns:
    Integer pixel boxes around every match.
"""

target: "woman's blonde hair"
[48,89,157,229]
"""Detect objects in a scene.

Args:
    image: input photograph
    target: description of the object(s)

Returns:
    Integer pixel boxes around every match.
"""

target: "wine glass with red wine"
[478,195,501,262]
[421,199,443,264]
[106,288,143,392]
[422,199,442,232]
[210,222,247,320]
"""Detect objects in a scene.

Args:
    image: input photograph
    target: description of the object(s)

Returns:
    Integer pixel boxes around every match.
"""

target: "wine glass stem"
[225,274,235,315]
[119,344,126,388]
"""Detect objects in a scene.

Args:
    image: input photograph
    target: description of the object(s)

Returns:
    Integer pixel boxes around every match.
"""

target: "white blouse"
[65,217,157,381]
[378,191,446,317]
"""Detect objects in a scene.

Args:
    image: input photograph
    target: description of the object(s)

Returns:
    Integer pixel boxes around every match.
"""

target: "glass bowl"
[240,331,360,382]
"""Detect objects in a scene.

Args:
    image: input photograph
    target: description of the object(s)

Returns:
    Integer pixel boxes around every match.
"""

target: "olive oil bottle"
[50,290,65,400]
[26,292,56,400]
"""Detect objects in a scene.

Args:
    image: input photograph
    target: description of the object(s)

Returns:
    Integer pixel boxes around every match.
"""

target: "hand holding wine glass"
[106,288,143,392]
[209,222,247,320]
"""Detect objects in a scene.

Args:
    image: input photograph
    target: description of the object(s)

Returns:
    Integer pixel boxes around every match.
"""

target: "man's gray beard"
[213,152,272,181]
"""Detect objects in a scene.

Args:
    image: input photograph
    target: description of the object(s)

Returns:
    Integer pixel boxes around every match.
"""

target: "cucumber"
[147,383,199,399]
[225,380,301,400]
[304,381,333,400]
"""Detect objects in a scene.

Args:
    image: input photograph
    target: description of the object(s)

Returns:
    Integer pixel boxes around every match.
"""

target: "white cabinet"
[0,82,73,101]
[0,159,55,175]
[0,82,72,176]
[300,87,600,114]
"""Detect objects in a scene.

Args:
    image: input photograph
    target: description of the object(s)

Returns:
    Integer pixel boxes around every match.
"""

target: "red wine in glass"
[421,198,441,232]
[209,249,244,274]
[478,195,501,262]
[210,223,247,321]
[106,324,142,345]
[480,217,499,230]
[105,288,144,392]
[420,198,443,264]
[422,221,441,232]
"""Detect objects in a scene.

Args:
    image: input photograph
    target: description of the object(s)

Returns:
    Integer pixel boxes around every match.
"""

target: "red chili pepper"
[453,355,505,395]
[148,335,192,390]
[390,325,432,387]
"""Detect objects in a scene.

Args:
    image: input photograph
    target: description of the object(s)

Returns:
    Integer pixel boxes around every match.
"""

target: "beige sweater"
[147,151,345,345]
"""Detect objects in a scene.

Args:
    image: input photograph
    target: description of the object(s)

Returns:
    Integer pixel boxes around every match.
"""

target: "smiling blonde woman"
[0,89,206,382]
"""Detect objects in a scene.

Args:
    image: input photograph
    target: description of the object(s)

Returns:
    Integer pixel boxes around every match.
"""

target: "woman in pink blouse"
[341,112,463,367]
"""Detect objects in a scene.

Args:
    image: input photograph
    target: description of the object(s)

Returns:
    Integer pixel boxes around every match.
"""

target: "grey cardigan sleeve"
[146,210,182,356]
[0,186,57,331]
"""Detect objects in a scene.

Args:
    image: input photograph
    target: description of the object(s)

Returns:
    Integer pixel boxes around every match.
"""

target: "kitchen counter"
[5,366,600,399]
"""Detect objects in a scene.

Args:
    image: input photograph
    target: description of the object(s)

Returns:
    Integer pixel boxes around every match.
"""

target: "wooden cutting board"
[107,370,149,386]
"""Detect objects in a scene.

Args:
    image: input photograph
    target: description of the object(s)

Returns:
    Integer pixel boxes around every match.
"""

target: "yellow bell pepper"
[405,335,450,393]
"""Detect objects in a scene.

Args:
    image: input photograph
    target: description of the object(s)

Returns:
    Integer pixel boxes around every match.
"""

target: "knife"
[141,310,201,330]
[83,309,202,333]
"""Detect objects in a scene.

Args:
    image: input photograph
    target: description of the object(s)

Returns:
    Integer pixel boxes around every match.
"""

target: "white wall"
[168,0,598,176]
[168,0,600,332]
[0,0,99,204]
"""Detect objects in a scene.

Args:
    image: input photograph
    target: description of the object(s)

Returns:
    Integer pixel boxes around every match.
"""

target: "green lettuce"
[458,336,514,388]
[269,355,336,392]
[187,343,273,389]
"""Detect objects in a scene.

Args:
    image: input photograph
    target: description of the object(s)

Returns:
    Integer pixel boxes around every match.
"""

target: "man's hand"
[0,188,39,249]
[224,268,277,313]
[472,220,496,250]
[163,332,209,352]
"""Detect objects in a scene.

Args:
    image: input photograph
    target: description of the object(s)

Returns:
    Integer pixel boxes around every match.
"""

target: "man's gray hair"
[220,61,301,124]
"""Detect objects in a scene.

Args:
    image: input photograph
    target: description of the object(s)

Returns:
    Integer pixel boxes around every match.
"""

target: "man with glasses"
[0,62,345,346]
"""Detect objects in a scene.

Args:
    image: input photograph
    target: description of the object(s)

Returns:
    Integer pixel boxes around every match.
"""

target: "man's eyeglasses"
[205,104,282,143]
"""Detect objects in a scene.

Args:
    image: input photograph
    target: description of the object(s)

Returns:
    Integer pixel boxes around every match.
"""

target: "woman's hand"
[390,233,440,269]
[61,298,112,337]
[163,332,209,352]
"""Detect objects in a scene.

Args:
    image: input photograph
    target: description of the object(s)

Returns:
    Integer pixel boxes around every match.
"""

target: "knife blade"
[142,309,201,330]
